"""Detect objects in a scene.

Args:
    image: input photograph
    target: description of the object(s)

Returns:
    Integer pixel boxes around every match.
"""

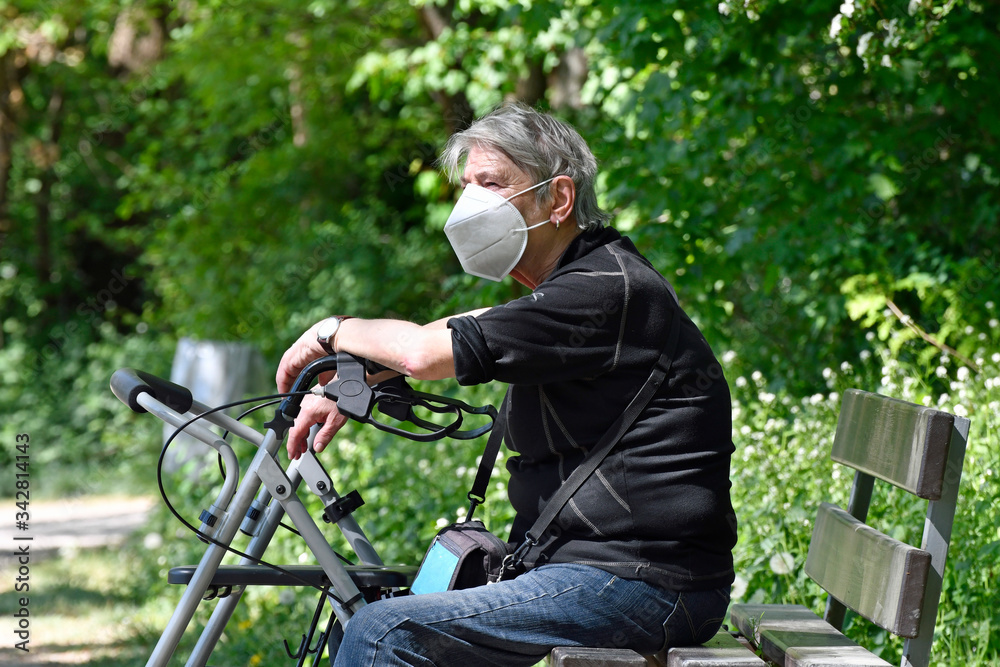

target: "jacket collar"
[557,226,623,269]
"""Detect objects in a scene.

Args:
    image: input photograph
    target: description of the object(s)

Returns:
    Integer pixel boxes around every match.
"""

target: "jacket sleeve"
[447,267,634,386]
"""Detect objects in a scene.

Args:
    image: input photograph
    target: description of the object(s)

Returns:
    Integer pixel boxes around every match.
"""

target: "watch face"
[317,317,340,341]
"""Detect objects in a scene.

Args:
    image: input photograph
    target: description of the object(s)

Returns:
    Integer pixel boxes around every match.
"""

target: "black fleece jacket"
[448,227,736,592]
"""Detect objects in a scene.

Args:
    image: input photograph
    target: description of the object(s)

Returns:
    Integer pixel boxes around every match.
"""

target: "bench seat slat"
[832,389,953,499]
[548,647,647,666]
[805,503,930,637]
[665,630,766,666]
[548,631,766,667]
[730,604,891,667]
[786,645,898,666]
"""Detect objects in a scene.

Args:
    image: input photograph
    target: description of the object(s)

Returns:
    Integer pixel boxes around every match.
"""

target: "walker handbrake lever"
[320,352,496,442]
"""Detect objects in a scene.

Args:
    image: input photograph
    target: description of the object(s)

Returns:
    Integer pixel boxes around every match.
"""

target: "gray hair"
[439,104,610,231]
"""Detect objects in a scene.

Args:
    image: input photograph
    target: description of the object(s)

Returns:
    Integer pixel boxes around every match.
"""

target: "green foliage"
[0,326,169,497]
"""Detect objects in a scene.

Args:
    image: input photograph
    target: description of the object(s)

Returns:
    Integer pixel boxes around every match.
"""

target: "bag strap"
[510,309,682,566]
[465,391,510,522]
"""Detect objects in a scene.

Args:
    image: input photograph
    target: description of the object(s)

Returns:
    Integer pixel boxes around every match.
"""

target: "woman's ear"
[550,175,576,223]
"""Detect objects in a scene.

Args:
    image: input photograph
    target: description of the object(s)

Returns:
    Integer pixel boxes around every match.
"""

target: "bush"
[0,325,171,498]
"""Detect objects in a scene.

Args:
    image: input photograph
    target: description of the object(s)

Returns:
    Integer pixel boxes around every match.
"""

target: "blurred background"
[0,1,997,665]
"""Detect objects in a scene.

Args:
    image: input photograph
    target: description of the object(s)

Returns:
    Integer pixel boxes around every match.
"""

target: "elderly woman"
[276,104,737,666]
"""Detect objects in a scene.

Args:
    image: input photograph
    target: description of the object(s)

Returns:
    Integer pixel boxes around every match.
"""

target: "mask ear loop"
[515,218,552,235]
[494,176,562,235]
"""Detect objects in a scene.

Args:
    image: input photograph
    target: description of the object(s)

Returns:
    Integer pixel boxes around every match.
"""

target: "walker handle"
[111,368,194,414]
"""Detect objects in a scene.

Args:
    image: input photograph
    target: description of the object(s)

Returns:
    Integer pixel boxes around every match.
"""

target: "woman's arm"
[276,308,490,393]
[275,308,490,458]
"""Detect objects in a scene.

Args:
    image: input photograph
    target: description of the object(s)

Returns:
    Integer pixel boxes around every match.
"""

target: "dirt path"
[1,495,155,567]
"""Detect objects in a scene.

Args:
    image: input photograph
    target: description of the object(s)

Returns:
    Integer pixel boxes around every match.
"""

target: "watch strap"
[317,316,351,354]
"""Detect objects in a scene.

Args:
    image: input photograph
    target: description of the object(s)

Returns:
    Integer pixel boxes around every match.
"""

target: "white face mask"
[443,178,556,281]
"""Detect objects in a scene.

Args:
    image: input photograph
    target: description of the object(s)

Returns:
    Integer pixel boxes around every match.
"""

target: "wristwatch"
[316,316,349,355]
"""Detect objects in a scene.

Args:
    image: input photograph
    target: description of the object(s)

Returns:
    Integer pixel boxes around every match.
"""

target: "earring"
[556,218,561,230]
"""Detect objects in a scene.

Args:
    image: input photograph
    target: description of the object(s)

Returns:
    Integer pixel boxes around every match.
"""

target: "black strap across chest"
[465,306,683,566]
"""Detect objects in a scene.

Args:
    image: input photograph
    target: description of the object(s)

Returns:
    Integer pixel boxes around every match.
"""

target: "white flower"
[957,366,970,382]
[884,18,901,48]
[840,0,855,17]
[936,366,948,378]
[954,404,969,417]
[990,319,999,329]
[723,350,737,363]
[860,349,872,361]
[732,575,749,600]
[987,301,995,310]
[830,14,844,39]
[881,54,893,67]
[736,376,748,388]
[769,552,795,575]
[752,370,763,382]
[855,32,875,58]
[992,352,1000,364]
[822,367,833,379]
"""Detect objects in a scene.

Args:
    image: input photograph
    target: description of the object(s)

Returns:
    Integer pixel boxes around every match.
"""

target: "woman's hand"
[276,324,329,394]
[286,393,349,460]
[276,314,462,459]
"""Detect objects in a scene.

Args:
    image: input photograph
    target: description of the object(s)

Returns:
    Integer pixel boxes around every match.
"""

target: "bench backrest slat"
[804,502,931,638]
[831,389,954,500]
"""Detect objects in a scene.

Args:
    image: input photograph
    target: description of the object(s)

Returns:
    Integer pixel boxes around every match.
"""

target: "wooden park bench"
[549,389,970,667]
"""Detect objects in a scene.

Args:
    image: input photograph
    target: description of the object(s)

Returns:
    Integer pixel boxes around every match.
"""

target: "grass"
[0,546,157,666]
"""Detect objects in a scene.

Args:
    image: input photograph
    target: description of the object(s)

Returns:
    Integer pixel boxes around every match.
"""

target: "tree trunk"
[417,3,474,133]
[35,88,64,322]
[0,51,16,241]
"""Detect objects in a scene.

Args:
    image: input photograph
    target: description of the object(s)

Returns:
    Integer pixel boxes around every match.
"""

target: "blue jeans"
[332,563,730,666]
